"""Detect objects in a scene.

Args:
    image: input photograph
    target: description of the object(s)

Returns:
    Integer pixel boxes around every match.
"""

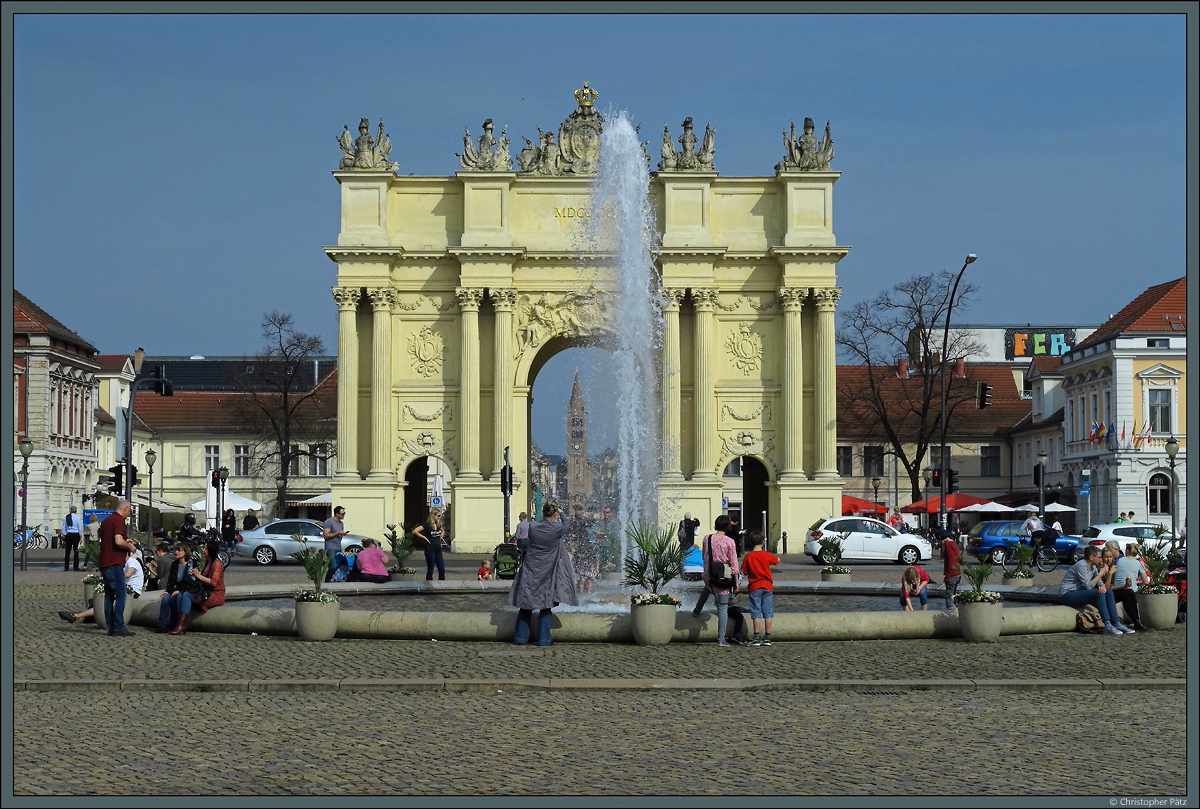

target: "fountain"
[587,110,663,567]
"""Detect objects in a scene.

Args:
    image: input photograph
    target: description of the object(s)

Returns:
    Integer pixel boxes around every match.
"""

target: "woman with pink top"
[350,537,390,584]
[701,514,740,648]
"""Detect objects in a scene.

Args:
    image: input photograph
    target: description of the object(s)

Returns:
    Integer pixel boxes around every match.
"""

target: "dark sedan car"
[966,520,1082,565]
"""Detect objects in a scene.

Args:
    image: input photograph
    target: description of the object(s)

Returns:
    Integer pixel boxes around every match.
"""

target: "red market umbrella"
[899,492,992,514]
[841,494,887,515]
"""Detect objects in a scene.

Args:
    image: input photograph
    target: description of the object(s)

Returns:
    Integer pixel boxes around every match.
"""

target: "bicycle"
[999,536,1058,573]
[13,525,48,551]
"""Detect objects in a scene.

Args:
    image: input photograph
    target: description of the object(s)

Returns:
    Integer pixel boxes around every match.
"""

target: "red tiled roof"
[837,363,1030,441]
[1073,277,1186,351]
[13,290,98,354]
[1028,355,1063,375]
[95,354,132,372]
[135,380,336,433]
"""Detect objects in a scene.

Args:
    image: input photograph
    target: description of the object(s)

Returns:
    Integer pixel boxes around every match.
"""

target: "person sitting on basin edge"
[349,537,390,584]
[1059,545,1134,635]
[508,499,577,646]
[900,565,931,611]
[1103,544,1152,632]
[156,539,225,635]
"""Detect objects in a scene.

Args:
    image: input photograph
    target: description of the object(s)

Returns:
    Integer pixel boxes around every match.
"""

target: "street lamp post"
[923,468,932,531]
[123,348,145,500]
[18,437,33,572]
[871,475,881,508]
[1165,436,1179,541]
[218,466,229,535]
[938,254,977,530]
[1037,451,1048,518]
[275,474,286,520]
[145,448,157,538]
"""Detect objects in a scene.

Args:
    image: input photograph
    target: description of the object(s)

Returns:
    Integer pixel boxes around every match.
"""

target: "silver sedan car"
[234,518,373,566]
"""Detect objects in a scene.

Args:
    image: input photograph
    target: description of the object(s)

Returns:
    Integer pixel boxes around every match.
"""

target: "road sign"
[722,497,728,509]
[17,488,23,498]
[431,496,443,507]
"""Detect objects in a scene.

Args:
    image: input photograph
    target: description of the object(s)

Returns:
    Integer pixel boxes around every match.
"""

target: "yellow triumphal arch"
[326,88,848,552]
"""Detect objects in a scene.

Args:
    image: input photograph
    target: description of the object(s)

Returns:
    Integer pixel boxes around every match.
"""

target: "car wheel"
[217,550,231,568]
[1071,546,1084,563]
[898,545,921,565]
[345,545,362,556]
[810,555,823,565]
[989,547,1007,565]
[253,545,276,565]
[819,548,841,566]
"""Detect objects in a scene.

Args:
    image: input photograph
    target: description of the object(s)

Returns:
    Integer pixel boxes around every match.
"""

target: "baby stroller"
[328,551,354,583]
[681,543,703,582]
[493,543,520,580]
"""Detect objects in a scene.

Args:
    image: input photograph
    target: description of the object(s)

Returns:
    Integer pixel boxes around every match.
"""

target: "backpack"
[1074,605,1104,634]
[677,521,688,542]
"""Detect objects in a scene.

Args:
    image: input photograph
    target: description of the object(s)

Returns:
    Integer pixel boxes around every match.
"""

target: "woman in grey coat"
[509,499,578,645]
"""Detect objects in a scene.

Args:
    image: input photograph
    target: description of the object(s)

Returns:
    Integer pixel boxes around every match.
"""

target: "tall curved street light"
[938,254,977,528]
[145,448,157,538]
[1165,436,1179,542]
[18,437,33,571]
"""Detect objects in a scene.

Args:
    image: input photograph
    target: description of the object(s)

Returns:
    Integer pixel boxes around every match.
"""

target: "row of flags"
[1088,420,1160,449]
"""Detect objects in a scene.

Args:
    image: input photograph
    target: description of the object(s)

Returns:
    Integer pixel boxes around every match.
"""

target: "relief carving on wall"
[403,403,452,422]
[721,431,775,458]
[516,287,616,355]
[725,323,764,375]
[393,294,456,313]
[721,403,772,422]
[396,431,455,468]
[407,325,444,377]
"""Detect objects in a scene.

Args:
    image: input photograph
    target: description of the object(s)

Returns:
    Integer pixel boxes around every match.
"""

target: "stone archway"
[326,89,849,552]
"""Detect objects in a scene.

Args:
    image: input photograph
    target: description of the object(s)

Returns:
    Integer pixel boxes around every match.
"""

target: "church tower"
[566,371,591,507]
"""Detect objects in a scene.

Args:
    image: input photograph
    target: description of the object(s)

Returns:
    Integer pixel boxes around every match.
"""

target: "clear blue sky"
[12,11,1189,454]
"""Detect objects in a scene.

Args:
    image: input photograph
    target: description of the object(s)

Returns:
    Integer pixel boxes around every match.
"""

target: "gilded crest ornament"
[726,323,763,375]
[407,325,444,377]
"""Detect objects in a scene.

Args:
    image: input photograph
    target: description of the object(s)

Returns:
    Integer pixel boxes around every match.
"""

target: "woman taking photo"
[156,539,225,635]
[508,499,577,646]
[412,508,448,581]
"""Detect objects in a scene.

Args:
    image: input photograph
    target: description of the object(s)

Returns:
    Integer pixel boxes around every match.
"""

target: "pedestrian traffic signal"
[947,469,960,494]
[108,464,124,495]
[931,468,941,488]
[130,466,142,488]
[211,470,220,489]
[499,465,513,496]
[976,381,992,409]
[1033,465,1042,486]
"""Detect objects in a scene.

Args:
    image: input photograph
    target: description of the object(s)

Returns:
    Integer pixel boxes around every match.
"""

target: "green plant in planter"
[81,540,101,571]
[383,523,418,574]
[953,563,1003,604]
[818,532,851,574]
[621,522,684,604]
[1135,536,1177,594]
[1002,539,1035,579]
[290,535,337,603]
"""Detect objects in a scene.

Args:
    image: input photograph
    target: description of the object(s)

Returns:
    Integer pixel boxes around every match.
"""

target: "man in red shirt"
[941,530,961,611]
[98,499,136,636]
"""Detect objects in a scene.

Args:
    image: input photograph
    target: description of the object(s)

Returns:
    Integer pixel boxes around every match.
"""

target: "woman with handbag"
[156,539,225,635]
[701,514,740,647]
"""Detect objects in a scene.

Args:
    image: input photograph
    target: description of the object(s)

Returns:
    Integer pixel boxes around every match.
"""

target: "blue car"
[965,520,1082,565]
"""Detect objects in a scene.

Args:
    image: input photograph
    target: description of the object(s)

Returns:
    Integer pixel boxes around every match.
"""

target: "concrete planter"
[1002,575,1033,587]
[958,601,1003,642]
[821,572,851,583]
[630,602,677,646]
[1136,591,1178,630]
[389,571,415,582]
[93,591,134,632]
[295,599,340,641]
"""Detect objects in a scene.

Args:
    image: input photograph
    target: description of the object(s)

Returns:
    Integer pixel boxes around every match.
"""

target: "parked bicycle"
[999,537,1058,573]
[13,525,48,550]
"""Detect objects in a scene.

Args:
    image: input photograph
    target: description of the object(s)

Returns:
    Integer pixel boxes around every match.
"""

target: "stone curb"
[13,677,1187,693]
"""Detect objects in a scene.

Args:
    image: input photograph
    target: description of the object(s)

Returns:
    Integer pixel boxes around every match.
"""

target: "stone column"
[491,288,518,475]
[331,286,361,480]
[779,287,806,476]
[662,289,685,478]
[366,287,395,480]
[457,287,485,478]
[813,287,841,479]
[692,289,718,478]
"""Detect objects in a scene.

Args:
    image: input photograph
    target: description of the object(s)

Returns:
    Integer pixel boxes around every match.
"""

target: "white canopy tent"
[956,502,1017,513]
[191,490,265,528]
[130,491,190,513]
[289,492,333,507]
[1044,502,1078,512]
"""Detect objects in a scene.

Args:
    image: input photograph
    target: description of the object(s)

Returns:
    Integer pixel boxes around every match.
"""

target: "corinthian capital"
[661,288,686,310]
[456,287,485,311]
[691,288,718,311]
[366,287,396,310]
[812,287,841,311]
[331,286,361,310]
[490,288,519,312]
[778,287,806,311]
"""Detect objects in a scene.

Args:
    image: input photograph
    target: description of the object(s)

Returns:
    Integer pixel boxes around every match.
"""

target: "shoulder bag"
[705,534,736,589]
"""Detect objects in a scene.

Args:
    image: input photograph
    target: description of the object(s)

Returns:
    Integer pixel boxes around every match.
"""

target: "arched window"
[1148,473,1172,515]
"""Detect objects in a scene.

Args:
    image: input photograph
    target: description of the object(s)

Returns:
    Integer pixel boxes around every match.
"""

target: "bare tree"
[229,312,336,517]
[836,271,986,502]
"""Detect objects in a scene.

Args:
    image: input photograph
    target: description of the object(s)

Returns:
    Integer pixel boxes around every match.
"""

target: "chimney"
[955,357,965,378]
[897,357,907,377]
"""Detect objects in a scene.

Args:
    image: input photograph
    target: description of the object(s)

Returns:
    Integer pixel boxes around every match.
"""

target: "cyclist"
[1021,512,1045,551]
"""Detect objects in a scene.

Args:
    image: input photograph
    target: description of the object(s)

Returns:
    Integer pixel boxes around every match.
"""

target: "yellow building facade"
[326,93,848,551]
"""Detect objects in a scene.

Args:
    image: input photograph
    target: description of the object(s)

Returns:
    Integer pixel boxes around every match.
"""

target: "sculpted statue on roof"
[458,118,513,171]
[658,117,715,172]
[776,117,835,172]
[337,118,398,171]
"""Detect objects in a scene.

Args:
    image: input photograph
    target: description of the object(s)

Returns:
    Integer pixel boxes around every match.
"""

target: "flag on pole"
[1098,423,1107,441]
[1121,422,1126,441]
[1090,421,1099,444]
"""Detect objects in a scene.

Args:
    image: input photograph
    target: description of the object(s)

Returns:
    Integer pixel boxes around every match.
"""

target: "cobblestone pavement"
[9,554,1192,798]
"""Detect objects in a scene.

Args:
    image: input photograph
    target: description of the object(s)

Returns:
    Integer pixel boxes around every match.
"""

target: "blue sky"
[11,11,1189,454]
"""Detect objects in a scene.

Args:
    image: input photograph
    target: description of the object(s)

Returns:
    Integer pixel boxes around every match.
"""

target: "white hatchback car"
[804,516,933,565]
[1078,523,1178,556]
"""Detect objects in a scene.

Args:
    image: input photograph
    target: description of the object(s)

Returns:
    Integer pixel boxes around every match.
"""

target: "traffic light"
[108,464,124,495]
[1033,464,1042,487]
[152,364,174,397]
[931,468,941,488]
[211,470,220,489]
[947,469,960,494]
[499,465,513,496]
[976,381,992,409]
[130,466,142,488]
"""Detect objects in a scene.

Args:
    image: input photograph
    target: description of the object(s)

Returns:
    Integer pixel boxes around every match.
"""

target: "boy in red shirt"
[739,531,779,646]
